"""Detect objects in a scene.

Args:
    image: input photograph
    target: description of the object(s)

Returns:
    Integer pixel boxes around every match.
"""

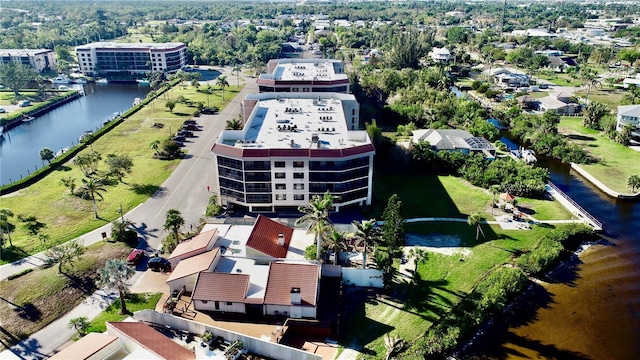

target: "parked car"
[148,256,171,272]
[127,249,144,266]
[177,130,194,137]
[183,119,197,125]
[0,107,5,113]
[172,135,186,142]
[182,124,199,131]
[200,107,218,115]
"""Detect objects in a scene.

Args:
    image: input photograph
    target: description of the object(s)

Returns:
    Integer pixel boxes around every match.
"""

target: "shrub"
[516,238,564,274]
[205,195,223,217]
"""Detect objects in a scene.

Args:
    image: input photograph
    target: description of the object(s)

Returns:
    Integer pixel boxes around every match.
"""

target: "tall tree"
[490,185,501,215]
[164,209,185,245]
[296,191,333,260]
[216,75,229,100]
[105,154,134,182]
[233,64,242,86]
[325,229,347,265]
[45,240,85,273]
[467,213,486,242]
[0,208,15,248]
[582,101,609,130]
[407,247,428,280]
[628,175,640,193]
[381,194,405,280]
[77,178,107,219]
[352,219,380,269]
[39,148,55,165]
[98,259,135,315]
[0,63,36,96]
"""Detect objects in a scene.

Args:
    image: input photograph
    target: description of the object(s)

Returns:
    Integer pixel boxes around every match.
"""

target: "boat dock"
[545,182,603,232]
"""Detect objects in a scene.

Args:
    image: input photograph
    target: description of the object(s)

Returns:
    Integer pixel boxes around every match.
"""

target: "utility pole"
[500,0,507,38]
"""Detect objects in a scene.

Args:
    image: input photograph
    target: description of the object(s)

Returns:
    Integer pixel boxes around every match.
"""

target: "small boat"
[78,130,93,142]
[136,79,150,86]
[50,75,70,84]
[95,78,108,84]
[22,115,35,122]
[132,97,142,106]
[72,77,88,84]
[55,147,69,158]
[58,85,70,90]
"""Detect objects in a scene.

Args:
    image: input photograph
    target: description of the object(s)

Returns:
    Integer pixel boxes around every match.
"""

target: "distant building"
[211,92,374,212]
[257,58,350,93]
[616,105,640,136]
[537,96,578,115]
[279,42,304,59]
[430,47,453,63]
[75,42,187,76]
[412,129,496,159]
[0,49,56,72]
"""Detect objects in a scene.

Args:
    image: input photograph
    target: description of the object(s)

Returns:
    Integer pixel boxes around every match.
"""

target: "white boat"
[58,85,70,90]
[55,147,69,158]
[136,79,150,86]
[50,75,70,84]
[78,130,93,142]
[72,77,88,84]
[22,115,36,122]
[96,78,108,84]
[132,97,142,106]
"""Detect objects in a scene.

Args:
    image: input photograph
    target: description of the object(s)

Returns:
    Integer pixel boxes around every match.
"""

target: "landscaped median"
[0,81,241,263]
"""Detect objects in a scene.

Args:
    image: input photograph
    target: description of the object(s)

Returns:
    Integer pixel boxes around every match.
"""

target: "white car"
[0,107,5,113]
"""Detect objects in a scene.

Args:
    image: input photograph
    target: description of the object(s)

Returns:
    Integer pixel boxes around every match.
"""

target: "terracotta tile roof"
[192,272,250,303]
[107,322,195,360]
[166,248,219,282]
[246,215,293,258]
[50,333,118,360]
[168,228,218,260]
[264,262,320,306]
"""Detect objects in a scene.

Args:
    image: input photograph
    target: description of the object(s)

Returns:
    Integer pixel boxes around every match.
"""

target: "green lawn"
[87,292,162,333]
[559,116,640,193]
[537,73,581,87]
[0,82,241,264]
[575,88,625,108]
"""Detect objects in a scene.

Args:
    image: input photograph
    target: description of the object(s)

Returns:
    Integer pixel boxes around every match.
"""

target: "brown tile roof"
[107,322,195,360]
[50,333,118,360]
[246,215,293,258]
[166,248,219,282]
[264,262,320,306]
[192,272,250,303]
[169,228,218,260]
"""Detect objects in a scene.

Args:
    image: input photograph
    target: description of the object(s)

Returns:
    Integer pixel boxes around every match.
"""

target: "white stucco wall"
[194,300,246,313]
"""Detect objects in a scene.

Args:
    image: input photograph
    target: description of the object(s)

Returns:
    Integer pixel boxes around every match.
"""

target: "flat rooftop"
[220,96,370,150]
[76,42,185,51]
[262,60,347,82]
[0,49,52,56]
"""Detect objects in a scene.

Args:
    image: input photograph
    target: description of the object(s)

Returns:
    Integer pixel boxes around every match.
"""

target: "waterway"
[0,83,149,185]
[462,152,640,358]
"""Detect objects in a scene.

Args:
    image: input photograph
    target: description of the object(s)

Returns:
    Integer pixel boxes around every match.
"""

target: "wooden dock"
[545,182,603,232]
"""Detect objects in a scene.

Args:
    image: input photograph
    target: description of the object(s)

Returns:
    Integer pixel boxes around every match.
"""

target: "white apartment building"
[75,42,187,75]
[211,92,374,213]
[257,59,350,94]
[0,49,56,72]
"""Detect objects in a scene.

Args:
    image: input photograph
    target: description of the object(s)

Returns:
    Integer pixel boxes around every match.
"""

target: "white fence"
[342,268,384,288]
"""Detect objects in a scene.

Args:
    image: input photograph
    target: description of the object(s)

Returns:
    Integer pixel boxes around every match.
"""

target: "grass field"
[575,88,625,108]
[0,82,240,264]
[87,292,162,333]
[537,73,581,87]
[559,116,640,192]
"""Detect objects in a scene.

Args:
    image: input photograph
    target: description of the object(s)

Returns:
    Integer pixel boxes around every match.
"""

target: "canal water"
[0,83,149,185]
[462,149,640,357]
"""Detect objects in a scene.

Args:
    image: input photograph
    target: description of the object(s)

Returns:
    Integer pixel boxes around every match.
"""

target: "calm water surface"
[0,83,149,185]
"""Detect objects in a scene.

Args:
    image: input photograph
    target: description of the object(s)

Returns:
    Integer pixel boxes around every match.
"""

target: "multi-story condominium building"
[257,59,350,93]
[211,92,374,213]
[75,42,187,75]
[0,49,56,72]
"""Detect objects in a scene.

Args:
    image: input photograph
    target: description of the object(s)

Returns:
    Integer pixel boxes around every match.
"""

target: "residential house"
[245,215,294,261]
[616,105,640,136]
[430,47,453,63]
[263,262,321,319]
[412,129,496,159]
[166,249,221,293]
[547,56,568,73]
[192,272,251,314]
[167,228,219,269]
[622,74,640,89]
[537,96,578,115]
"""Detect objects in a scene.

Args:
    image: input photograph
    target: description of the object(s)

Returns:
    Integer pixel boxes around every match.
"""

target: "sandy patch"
[405,233,472,257]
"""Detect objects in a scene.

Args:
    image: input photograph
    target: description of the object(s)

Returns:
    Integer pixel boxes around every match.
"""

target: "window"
[275,194,287,201]
[293,161,304,168]
[275,184,286,190]
[293,183,304,190]
[275,172,286,179]
[352,109,356,115]
[274,161,286,168]
[227,302,233,306]
[293,172,304,179]
[294,194,305,201]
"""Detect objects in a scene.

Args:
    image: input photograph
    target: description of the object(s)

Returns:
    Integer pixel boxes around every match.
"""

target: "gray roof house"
[616,105,640,136]
[538,96,578,115]
[412,129,496,159]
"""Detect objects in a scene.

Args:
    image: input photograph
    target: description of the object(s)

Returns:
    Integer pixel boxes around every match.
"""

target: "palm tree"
[149,139,161,156]
[628,175,640,193]
[68,316,90,337]
[489,185,501,215]
[216,75,229,101]
[325,229,347,265]
[77,178,107,219]
[164,209,185,245]
[232,64,242,86]
[295,191,333,260]
[467,213,486,242]
[98,259,135,315]
[225,117,243,130]
[0,208,14,247]
[407,247,428,281]
[582,101,609,129]
[39,148,55,165]
[352,219,380,269]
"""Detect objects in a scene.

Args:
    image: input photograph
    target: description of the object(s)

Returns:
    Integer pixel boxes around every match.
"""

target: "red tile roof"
[246,215,293,258]
[192,272,250,303]
[107,322,195,360]
[264,262,320,306]
[168,228,218,260]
